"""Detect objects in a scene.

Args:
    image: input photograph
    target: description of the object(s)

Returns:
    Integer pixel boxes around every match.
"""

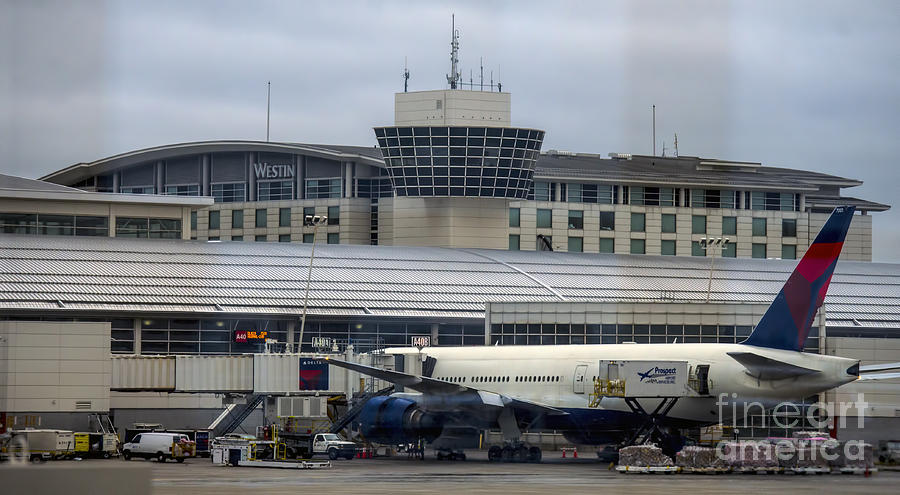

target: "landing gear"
[488,442,541,463]
[435,448,466,461]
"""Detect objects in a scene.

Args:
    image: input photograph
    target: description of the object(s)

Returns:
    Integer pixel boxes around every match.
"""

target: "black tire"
[501,446,514,462]
[458,453,466,461]
[123,450,132,461]
[328,447,338,460]
[488,445,502,462]
[528,446,542,463]
[157,452,166,463]
[516,446,528,462]
[175,457,185,463]
[103,452,111,459]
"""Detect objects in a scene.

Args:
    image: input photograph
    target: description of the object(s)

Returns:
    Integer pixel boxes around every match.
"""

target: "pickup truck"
[281,432,357,460]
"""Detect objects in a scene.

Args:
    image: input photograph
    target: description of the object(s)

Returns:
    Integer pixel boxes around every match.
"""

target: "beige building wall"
[509,201,873,261]
[0,321,111,413]
[394,89,511,127]
[196,198,372,244]
[390,196,510,249]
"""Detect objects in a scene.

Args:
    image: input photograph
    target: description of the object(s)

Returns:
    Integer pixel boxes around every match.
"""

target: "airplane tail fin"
[741,206,855,351]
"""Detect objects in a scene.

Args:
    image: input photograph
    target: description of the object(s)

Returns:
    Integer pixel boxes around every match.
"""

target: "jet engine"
[356,396,443,444]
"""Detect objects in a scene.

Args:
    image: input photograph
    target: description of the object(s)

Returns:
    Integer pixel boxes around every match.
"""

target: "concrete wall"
[394,89,511,127]
[390,196,510,249]
[0,321,111,413]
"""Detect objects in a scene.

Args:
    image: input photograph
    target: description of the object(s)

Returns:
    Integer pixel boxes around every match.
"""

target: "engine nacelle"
[357,396,443,445]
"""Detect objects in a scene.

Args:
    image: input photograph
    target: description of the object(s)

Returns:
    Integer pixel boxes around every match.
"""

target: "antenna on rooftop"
[652,104,656,156]
[266,81,271,142]
[674,132,679,157]
[446,14,461,89]
[403,56,410,92]
[480,57,484,91]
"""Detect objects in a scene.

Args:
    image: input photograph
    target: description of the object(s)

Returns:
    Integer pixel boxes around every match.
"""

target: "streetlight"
[699,237,730,303]
[298,214,328,352]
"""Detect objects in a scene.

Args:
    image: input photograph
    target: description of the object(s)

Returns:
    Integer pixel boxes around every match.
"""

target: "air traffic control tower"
[374,19,545,249]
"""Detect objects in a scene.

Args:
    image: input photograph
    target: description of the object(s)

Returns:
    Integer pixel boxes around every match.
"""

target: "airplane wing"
[859,362,900,373]
[727,351,821,380]
[323,356,568,417]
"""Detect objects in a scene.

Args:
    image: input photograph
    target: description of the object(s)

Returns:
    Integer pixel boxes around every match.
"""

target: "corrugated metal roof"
[1,236,899,328]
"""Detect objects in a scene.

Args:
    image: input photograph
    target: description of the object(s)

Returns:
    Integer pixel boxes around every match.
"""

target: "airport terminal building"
[2,59,897,441]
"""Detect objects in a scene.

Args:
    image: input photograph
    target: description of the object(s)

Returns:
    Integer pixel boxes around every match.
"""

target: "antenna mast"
[674,132,679,157]
[266,81,271,142]
[652,104,656,156]
[403,56,409,92]
[480,57,483,91]
[446,14,460,89]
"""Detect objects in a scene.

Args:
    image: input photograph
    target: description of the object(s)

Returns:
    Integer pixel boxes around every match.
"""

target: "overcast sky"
[2,0,898,261]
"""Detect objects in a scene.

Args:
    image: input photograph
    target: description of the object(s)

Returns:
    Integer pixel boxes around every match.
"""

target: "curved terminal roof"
[0,236,897,330]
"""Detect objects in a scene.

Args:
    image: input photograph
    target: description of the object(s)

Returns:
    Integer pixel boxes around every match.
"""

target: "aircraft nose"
[846,362,860,376]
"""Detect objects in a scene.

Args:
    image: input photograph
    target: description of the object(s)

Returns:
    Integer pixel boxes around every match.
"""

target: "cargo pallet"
[788,467,831,475]
[680,467,730,474]
[616,465,680,474]
[233,459,332,469]
[735,467,783,474]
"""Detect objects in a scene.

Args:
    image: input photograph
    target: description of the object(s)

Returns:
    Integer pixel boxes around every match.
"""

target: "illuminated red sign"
[234,330,268,343]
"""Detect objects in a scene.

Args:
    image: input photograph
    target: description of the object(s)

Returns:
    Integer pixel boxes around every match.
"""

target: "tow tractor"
[210,435,331,469]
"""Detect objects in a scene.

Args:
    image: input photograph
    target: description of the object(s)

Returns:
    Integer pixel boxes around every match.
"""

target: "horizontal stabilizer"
[856,372,900,381]
[727,351,821,381]
[859,362,900,373]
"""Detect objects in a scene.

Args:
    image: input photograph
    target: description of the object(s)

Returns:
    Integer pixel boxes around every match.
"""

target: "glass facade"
[115,217,181,238]
[489,323,761,346]
[691,189,737,209]
[752,217,767,236]
[599,211,615,231]
[631,213,645,232]
[0,213,109,236]
[212,182,246,203]
[630,186,675,206]
[661,214,676,233]
[258,180,293,201]
[305,178,341,199]
[165,184,200,196]
[509,208,520,228]
[374,126,545,199]
[536,209,552,228]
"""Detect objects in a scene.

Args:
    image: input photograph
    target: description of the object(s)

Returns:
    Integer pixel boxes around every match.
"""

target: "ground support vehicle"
[877,440,900,464]
[8,429,74,461]
[279,431,357,460]
[74,432,119,459]
[122,432,196,463]
[211,442,331,469]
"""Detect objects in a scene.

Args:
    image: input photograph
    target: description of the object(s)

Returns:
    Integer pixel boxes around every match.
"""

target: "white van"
[122,432,195,462]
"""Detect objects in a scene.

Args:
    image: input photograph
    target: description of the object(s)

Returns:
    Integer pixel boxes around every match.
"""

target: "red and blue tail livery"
[742,206,855,351]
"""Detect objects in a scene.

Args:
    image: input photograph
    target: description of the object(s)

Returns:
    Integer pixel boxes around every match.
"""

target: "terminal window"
[599,237,614,253]
[327,233,339,244]
[328,206,340,226]
[661,214,676,233]
[630,213,645,232]
[212,182,246,203]
[691,215,706,234]
[599,211,615,231]
[279,234,291,242]
[165,184,200,196]
[279,208,291,227]
[306,178,341,199]
[661,239,676,256]
[782,218,797,237]
[722,242,737,258]
[208,211,220,230]
[258,180,293,201]
[691,241,706,257]
[752,217,767,236]
[630,239,645,254]
[782,244,797,260]
[722,216,737,235]
[255,234,267,242]
[255,209,267,228]
[509,234,520,250]
[568,210,583,229]
[568,237,583,252]
[752,243,767,258]
[536,209,552,228]
[509,208,520,228]
[232,209,244,229]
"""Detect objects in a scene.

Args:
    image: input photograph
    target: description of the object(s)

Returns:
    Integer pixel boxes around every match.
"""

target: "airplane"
[325,206,898,461]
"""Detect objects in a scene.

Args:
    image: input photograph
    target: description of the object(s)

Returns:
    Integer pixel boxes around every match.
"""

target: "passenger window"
[132,434,141,443]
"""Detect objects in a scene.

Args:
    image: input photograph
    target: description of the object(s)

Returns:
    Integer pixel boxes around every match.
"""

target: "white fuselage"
[386,343,858,423]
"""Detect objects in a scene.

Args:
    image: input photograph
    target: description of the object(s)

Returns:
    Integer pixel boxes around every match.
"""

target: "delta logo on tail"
[743,206,855,351]
[637,366,678,384]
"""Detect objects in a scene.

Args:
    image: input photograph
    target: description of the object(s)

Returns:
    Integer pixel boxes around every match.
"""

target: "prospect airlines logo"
[638,366,677,384]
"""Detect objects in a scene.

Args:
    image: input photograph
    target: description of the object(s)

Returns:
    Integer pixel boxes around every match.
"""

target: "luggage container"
[74,432,119,459]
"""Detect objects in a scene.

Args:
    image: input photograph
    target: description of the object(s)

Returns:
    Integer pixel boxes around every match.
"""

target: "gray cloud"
[2,0,898,260]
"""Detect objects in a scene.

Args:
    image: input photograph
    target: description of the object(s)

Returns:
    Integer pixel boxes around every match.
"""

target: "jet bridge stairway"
[209,394,265,438]
[329,386,394,435]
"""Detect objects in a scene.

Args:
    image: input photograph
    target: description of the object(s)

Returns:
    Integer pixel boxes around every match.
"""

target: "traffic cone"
[562,449,566,458]
[573,449,578,458]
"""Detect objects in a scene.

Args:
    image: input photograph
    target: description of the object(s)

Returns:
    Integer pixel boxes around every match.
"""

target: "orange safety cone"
[562,449,566,458]
[573,449,578,458]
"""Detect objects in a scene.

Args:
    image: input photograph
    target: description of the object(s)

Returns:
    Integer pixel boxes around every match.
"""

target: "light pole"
[298,214,328,353]
[699,237,729,303]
